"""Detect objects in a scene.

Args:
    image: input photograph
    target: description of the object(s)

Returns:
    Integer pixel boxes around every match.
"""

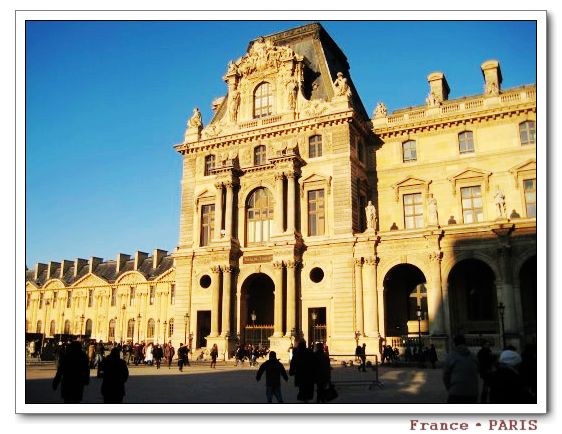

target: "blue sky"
[25,20,537,267]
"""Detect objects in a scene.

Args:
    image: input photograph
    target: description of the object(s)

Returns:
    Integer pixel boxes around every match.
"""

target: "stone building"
[26,23,537,359]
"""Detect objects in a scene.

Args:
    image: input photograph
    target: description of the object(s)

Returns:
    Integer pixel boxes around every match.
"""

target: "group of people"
[234,343,269,366]
[443,335,536,404]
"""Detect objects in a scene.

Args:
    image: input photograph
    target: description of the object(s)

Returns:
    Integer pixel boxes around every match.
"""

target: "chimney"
[153,249,168,268]
[34,263,47,281]
[134,251,148,270]
[89,257,103,274]
[60,260,73,279]
[74,258,88,278]
[481,59,502,95]
[47,261,60,280]
[116,253,131,274]
[427,72,450,103]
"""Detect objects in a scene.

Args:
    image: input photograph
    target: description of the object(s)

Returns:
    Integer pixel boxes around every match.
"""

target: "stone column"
[214,183,224,240]
[221,265,233,337]
[210,265,221,337]
[285,260,297,336]
[274,173,285,234]
[497,245,518,335]
[363,257,379,338]
[224,182,234,238]
[273,261,284,337]
[428,251,446,335]
[286,171,296,233]
[354,259,364,335]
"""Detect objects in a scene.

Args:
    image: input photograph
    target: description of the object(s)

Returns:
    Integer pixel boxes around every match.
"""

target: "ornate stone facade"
[26,23,537,360]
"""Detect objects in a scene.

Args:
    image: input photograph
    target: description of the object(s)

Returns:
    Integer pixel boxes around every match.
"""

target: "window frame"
[458,131,475,154]
[402,140,417,162]
[204,155,216,176]
[246,187,274,245]
[519,121,536,146]
[200,203,215,247]
[460,185,484,224]
[253,82,273,119]
[309,135,323,158]
[66,290,72,308]
[402,192,424,229]
[254,145,267,166]
[523,178,537,218]
[170,284,176,305]
[307,189,326,237]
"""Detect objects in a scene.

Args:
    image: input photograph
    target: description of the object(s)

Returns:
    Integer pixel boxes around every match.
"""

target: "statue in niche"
[229,90,240,122]
[365,200,377,231]
[494,187,507,218]
[287,78,298,111]
[333,72,350,97]
[373,102,388,119]
[428,195,439,226]
[187,107,203,129]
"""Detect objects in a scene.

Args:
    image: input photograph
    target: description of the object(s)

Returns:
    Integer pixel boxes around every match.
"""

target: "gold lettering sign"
[243,255,273,264]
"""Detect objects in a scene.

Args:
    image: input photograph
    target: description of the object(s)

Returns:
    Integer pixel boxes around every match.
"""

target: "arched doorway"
[448,259,498,337]
[241,273,275,348]
[519,255,537,342]
[383,264,428,341]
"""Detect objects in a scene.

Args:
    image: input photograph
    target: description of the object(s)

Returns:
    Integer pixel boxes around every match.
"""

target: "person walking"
[153,344,164,369]
[95,340,105,368]
[100,347,129,403]
[177,343,188,372]
[165,342,175,369]
[358,343,367,372]
[145,343,154,366]
[488,349,532,403]
[443,335,479,403]
[256,351,289,403]
[52,341,90,403]
[314,342,332,403]
[210,343,219,368]
[428,344,438,369]
[289,340,317,403]
[477,340,495,403]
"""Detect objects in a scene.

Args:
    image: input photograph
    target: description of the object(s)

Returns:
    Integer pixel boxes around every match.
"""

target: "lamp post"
[163,320,167,343]
[497,302,506,349]
[120,305,126,343]
[354,330,361,348]
[416,305,422,348]
[184,312,190,346]
[311,310,317,345]
[189,332,193,354]
[60,312,65,335]
[80,314,85,342]
[137,313,141,343]
[157,319,160,344]
[251,310,256,346]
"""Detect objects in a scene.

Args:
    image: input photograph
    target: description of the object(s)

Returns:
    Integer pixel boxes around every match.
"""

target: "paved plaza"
[26,361,449,405]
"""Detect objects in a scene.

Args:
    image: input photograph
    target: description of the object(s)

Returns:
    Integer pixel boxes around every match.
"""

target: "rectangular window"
[26,293,31,309]
[459,131,474,154]
[403,193,424,229]
[39,292,44,309]
[200,204,215,246]
[520,121,536,145]
[402,140,417,162]
[524,179,536,218]
[53,291,57,307]
[88,289,93,307]
[170,284,176,305]
[461,186,484,223]
[309,135,322,158]
[111,287,117,306]
[149,286,155,305]
[204,155,215,176]
[67,290,72,308]
[129,286,135,306]
[307,189,325,236]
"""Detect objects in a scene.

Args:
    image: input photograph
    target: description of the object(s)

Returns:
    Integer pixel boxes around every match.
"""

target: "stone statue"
[494,187,506,218]
[365,200,377,231]
[227,60,238,76]
[428,195,439,226]
[188,107,203,130]
[373,102,388,119]
[287,78,298,111]
[229,90,240,122]
[426,91,441,107]
[485,81,499,96]
[333,72,350,97]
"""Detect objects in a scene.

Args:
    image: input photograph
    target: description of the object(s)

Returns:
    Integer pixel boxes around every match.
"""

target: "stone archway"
[240,272,275,348]
[519,255,537,341]
[383,264,428,338]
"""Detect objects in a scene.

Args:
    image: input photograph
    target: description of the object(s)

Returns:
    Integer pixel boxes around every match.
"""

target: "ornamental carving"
[428,251,442,263]
[373,102,388,119]
[272,261,284,270]
[210,265,221,274]
[301,98,329,117]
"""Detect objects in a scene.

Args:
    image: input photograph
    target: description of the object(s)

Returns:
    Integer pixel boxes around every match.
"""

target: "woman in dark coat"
[314,342,332,403]
[52,341,90,403]
[289,340,317,403]
[100,347,129,403]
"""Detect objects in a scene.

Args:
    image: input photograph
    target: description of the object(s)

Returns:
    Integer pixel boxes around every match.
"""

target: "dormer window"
[254,82,273,118]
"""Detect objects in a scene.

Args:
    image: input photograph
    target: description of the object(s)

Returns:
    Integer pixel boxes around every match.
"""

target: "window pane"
[527,204,536,218]
[404,194,413,205]
[464,211,473,224]
[405,216,414,229]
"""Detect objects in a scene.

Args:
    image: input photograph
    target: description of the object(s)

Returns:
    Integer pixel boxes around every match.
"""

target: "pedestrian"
[314,342,332,403]
[165,342,175,369]
[488,349,532,403]
[153,344,164,369]
[95,340,105,368]
[288,343,294,363]
[358,343,367,372]
[100,347,129,403]
[477,340,494,403]
[145,343,154,366]
[256,351,289,403]
[87,341,96,368]
[177,343,188,371]
[52,341,90,403]
[210,343,219,368]
[442,335,479,403]
[428,344,438,369]
[289,340,317,403]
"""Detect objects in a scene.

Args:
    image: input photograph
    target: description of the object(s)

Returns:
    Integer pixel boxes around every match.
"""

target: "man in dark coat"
[256,351,288,403]
[477,340,494,403]
[100,347,129,403]
[153,344,164,369]
[314,342,332,403]
[289,340,317,403]
[52,341,90,403]
[177,343,188,371]
[443,335,479,403]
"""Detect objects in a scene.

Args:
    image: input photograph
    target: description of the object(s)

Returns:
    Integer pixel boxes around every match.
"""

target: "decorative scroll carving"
[272,261,284,270]
[373,102,388,119]
[210,265,221,274]
[428,251,443,263]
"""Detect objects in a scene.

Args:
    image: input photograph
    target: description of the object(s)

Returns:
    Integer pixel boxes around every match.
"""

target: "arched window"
[254,82,273,118]
[127,319,135,339]
[36,320,42,334]
[108,319,116,340]
[49,320,56,336]
[458,131,474,154]
[254,145,267,165]
[246,188,274,244]
[85,319,93,336]
[519,121,536,145]
[204,155,216,176]
[309,135,322,158]
[64,320,71,334]
[402,140,417,162]
[168,318,175,337]
[147,318,155,338]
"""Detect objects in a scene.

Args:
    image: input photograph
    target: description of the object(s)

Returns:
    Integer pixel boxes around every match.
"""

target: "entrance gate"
[243,325,274,349]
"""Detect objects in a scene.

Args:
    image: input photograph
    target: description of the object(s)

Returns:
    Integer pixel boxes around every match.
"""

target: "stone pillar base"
[268,335,293,362]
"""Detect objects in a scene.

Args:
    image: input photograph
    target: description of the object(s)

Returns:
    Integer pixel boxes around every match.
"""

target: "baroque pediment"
[392,176,431,201]
[299,173,332,196]
[448,167,492,194]
[509,159,536,188]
